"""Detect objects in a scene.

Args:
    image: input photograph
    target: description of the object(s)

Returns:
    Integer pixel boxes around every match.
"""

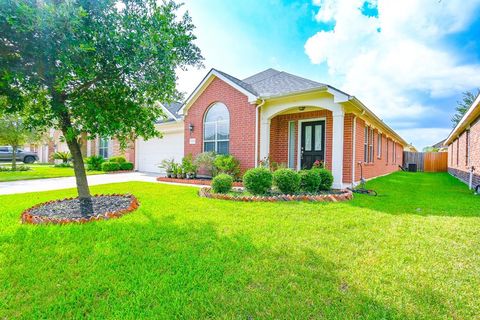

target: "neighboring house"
[445,93,480,188]
[423,139,447,152]
[181,68,407,188]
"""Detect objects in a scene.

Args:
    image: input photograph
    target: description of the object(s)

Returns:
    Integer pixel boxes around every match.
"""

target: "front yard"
[0,164,104,182]
[1,172,479,319]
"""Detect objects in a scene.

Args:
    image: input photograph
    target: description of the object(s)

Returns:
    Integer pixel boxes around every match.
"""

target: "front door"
[300,120,325,169]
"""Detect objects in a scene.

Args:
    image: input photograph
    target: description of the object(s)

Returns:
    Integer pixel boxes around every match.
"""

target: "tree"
[451,89,480,127]
[0,113,38,170]
[0,0,202,214]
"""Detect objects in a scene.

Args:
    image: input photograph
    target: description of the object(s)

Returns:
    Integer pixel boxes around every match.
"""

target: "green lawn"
[1,172,479,319]
[0,164,104,182]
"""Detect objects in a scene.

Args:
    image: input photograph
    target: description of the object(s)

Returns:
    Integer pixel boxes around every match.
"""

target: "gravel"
[28,195,134,219]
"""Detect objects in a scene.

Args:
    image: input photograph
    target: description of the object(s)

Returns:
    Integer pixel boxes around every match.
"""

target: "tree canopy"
[0,0,202,213]
[451,89,480,127]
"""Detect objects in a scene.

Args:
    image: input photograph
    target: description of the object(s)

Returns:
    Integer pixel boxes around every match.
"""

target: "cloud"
[305,0,480,147]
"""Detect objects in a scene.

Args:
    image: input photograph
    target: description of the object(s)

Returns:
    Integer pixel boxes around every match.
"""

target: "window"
[377,133,382,158]
[369,127,374,163]
[386,139,389,163]
[393,142,396,164]
[99,137,110,158]
[364,126,368,162]
[456,139,459,166]
[288,121,295,168]
[203,103,230,155]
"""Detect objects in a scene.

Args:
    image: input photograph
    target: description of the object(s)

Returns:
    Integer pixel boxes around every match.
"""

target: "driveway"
[0,172,161,195]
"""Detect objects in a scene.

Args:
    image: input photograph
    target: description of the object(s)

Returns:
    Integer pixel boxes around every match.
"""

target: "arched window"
[203,102,230,154]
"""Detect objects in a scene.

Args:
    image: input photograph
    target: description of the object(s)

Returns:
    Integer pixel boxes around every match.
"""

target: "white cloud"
[305,0,480,147]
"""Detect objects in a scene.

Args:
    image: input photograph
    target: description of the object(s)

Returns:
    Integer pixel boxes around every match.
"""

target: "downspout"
[254,99,265,167]
[352,116,357,187]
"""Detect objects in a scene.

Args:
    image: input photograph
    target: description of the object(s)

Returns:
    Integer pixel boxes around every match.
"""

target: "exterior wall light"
[189,123,194,132]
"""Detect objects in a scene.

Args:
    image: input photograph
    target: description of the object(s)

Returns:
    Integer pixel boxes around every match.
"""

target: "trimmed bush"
[299,169,321,193]
[101,162,120,172]
[211,174,233,194]
[243,168,273,195]
[119,162,134,171]
[85,155,105,171]
[214,155,240,179]
[273,169,300,194]
[316,168,334,191]
[109,156,126,163]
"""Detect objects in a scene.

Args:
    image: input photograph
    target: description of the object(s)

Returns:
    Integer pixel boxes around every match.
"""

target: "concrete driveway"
[0,172,161,195]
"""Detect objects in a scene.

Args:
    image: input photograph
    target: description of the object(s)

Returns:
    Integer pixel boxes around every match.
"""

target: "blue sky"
[178,0,480,149]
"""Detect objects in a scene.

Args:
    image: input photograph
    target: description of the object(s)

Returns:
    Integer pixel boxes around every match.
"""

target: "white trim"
[287,120,295,169]
[296,117,326,170]
[158,102,178,121]
[352,116,357,187]
[331,111,345,189]
[180,69,258,115]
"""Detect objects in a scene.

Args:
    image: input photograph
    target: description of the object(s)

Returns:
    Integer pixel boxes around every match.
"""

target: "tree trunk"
[65,135,93,216]
[11,146,17,171]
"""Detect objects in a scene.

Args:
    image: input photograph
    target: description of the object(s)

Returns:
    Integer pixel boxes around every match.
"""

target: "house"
[423,139,447,152]
[179,68,407,188]
[445,93,480,188]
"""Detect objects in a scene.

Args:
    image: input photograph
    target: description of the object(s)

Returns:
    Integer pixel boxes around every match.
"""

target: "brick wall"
[269,110,333,171]
[448,116,480,186]
[184,77,257,172]
[353,117,403,182]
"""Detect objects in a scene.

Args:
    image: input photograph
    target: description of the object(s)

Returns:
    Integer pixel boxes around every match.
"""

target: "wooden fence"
[403,152,447,172]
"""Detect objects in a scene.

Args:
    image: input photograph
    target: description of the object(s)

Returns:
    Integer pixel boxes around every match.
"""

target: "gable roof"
[156,101,183,124]
[445,93,480,145]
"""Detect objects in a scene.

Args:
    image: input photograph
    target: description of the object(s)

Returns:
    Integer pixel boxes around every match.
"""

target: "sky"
[176,0,480,149]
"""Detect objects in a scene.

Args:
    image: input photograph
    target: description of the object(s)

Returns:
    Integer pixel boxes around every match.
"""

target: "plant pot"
[166,171,173,178]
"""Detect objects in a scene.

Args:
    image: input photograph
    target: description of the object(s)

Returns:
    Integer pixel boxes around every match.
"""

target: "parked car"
[0,146,38,163]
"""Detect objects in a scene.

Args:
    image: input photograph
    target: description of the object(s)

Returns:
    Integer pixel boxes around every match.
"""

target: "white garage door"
[137,124,184,174]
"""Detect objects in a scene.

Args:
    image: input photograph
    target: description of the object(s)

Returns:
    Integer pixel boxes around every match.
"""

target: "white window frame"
[287,121,296,169]
[203,103,230,155]
[99,137,110,159]
[377,133,382,158]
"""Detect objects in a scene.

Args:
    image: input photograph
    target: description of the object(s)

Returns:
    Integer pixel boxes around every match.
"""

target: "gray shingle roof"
[214,69,257,95]
[156,101,182,124]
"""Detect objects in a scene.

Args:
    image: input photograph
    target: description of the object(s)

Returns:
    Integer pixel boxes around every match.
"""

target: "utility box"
[408,163,417,172]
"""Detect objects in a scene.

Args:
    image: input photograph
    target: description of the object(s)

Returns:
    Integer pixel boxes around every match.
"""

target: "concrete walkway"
[0,172,161,195]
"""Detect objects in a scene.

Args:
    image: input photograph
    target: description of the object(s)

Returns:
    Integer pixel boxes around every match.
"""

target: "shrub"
[299,169,321,193]
[243,168,273,195]
[85,155,105,171]
[214,155,240,178]
[0,165,30,172]
[109,156,126,163]
[54,163,71,168]
[119,162,134,171]
[53,151,71,164]
[211,173,233,194]
[316,168,334,191]
[181,154,198,174]
[194,152,217,176]
[101,161,120,172]
[273,168,300,194]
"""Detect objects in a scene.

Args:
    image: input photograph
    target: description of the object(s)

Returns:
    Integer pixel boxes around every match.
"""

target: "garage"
[136,122,184,174]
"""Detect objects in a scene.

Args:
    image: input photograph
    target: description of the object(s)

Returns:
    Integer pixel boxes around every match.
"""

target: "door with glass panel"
[300,120,325,169]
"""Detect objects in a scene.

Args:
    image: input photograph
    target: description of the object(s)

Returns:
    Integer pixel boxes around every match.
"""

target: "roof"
[242,68,327,97]
[446,93,480,145]
[156,101,183,124]
[432,139,446,148]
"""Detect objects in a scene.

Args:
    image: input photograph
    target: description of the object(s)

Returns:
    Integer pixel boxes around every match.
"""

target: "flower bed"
[198,187,352,202]
[21,194,139,225]
[157,177,243,187]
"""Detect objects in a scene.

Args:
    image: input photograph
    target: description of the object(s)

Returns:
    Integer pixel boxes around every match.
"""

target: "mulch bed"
[157,177,243,187]
[198,188,353,202]
[21,194,139,225]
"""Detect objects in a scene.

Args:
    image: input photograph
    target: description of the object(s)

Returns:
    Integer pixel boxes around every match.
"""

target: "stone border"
[157,177,243,187]
[21,194,140,225]
[198,187,353,202]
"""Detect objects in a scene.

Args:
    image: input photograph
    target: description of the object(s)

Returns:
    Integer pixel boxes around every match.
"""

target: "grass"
[0,164,104,182]
[0,172,479,319]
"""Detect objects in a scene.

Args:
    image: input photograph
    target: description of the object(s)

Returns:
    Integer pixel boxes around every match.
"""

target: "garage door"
[137,126,184,174]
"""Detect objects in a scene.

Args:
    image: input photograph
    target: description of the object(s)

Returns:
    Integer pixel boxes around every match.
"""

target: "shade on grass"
[0,165,104,182]
[0,172,479,318]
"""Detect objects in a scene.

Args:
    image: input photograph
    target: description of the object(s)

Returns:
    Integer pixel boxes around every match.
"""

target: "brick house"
[181,68,407,188]
[445,93,480,189]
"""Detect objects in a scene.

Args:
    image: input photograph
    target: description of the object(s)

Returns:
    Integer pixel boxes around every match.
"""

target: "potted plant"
[159,158,175,178]
[182,154,198,179]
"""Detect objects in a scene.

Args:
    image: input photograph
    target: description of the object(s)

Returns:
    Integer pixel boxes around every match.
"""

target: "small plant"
[214,154,240,179]
[182,154,198,178]
[316,168,334,191]
[53,151,72,164]
[119,162,134,171]
[299,169,321,193]
[312,160,325,169]
[273,169,300,194]
[211,173,233,194]
[174,164,184,178]
[243,167,273,195]
[194,152,217,177]
[101,161,120,172]
[109,156,126,164]
[0,165,31,172]
[159,158,175,177]
[85,155,105,171]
